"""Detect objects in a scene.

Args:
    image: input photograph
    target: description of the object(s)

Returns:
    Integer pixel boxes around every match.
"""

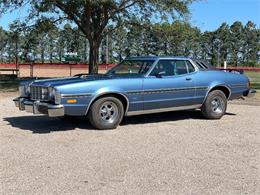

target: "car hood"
[30,74,143,87]
[31,75,112,87]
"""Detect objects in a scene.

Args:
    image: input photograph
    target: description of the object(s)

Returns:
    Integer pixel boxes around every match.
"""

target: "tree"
[0,27,8,63]
[243,21,259,66]
[215,23,231,65]
[32,18,59,63]
[200,31,218,65]
[230,21,245,66]
[0,0,194,73]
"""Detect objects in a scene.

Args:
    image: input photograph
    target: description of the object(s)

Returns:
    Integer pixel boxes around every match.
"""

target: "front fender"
[85,87,129,115]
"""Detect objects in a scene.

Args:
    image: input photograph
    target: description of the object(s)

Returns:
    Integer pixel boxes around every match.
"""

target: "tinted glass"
[186,61,195,73]
[106,60,155,76]
[175,60,188,75]
[150,60,175,76]
[150,60,192,76]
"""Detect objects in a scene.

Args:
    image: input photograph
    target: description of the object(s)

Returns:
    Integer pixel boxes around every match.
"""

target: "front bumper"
[244,89,256,98]
[13,97,64,117]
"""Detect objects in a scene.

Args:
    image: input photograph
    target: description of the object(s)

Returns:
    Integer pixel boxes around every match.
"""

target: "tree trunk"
[41,35,45,64]
[59,50,62,63]
[50,52,53,64]
[15,38,19,70]
[50,39,53,64]
[84,38,88,62]
[88,39,100,74]
[164,42,168,55]
[41,48,44,64]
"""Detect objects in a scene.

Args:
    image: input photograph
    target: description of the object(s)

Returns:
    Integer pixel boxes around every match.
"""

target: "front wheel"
[201,90,227,119]
[88,97,124,130]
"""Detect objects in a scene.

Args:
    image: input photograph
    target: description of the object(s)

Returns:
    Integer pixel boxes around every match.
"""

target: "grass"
[245,71,260,79]
[0,77,46,92]
[245,71,260,89]
[255,90,260,100]
[0,80,19,92]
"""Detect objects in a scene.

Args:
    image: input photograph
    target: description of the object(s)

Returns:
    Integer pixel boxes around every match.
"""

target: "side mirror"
[155,71,165,78]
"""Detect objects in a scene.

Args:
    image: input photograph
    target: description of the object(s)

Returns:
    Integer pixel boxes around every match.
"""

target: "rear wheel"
[88,97,124,130]
[201,90,227,119]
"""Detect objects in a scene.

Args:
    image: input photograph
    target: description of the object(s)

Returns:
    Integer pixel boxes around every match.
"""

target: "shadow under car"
[4,110,236,134]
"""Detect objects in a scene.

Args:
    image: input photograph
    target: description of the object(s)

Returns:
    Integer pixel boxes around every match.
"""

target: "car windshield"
[106,59,155,76]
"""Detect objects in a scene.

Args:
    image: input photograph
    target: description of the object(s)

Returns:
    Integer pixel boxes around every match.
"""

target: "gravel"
[0,92,259,195]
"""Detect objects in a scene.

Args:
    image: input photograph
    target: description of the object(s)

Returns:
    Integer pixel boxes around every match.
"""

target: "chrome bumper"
[244,89,256,98]
[13,97,64,117]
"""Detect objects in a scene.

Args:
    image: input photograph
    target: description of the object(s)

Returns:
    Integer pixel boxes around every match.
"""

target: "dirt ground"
[0,92,259,195]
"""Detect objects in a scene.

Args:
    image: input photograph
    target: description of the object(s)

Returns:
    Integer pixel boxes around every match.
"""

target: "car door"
[143,59,197,111]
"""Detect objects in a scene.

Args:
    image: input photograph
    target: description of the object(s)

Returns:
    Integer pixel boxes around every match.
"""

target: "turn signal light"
[67,99,77,103]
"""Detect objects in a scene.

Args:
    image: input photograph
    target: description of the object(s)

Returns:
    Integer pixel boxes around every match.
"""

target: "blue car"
[14,56,255,129]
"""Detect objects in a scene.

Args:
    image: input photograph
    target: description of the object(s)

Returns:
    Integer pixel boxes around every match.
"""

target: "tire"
[88,96,124,130]
[201,90,227,119]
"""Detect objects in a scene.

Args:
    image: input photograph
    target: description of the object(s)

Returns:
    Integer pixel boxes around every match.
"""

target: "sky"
[189,0,260,31]
[0,0,259,32]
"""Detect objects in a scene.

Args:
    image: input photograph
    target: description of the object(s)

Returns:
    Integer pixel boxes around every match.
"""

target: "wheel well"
[87,93,128,115]
[209,86,230,99]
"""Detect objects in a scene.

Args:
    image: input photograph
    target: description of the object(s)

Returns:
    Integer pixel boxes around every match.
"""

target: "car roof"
[125,56,192,61]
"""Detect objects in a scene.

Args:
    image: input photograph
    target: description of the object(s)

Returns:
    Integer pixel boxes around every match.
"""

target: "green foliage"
[195,21,260,67]
[0,1,259,67]
[0,0,195,73]
[0,20,259,67]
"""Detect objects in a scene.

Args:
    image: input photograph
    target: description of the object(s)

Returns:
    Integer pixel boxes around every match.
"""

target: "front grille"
[30,86,49,101]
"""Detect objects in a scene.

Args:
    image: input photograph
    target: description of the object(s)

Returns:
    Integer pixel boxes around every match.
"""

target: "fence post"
[70,64,72,76]
[18,64,20,78]
[30,63,34,78]
[224,61,227,70]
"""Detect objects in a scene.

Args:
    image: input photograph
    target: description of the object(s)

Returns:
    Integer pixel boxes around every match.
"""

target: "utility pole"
[224,61,227,70]
[106,34,109,69]
[15,33,19,77]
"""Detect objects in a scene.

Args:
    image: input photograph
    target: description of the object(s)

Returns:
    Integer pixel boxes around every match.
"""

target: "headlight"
[19,85,26,97]
[19,85,30,97]
[54,90,61,104]
[19,81,32,97]
[48,87,55,98]
[47,87,61,104]
[41,87,49,100]
[46,87,56,101]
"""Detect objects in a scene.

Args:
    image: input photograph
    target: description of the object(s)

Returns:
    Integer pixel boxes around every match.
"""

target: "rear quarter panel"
[194,70,249,103]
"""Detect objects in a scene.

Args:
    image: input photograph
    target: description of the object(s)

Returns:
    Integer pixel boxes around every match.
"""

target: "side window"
[150,60,175,76]
[174,60,188,75]
[186,61,195,73]
[150,60,193,76]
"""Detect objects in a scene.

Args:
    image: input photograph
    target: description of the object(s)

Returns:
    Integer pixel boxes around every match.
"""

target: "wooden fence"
[0,63,115,78]
[0,63,259,78]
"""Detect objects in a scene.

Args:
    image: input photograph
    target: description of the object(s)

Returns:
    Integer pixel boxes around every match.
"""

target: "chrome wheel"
[99,101,119,123]
[201,90,227,119]
[211,97,224,114]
